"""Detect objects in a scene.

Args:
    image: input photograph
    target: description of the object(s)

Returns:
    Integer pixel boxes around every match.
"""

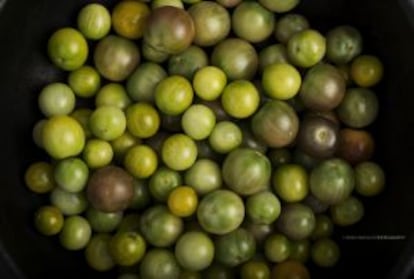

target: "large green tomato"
[48,27,88,71]
[42,115,85,159]
[222,148,271,196]
[197,190,245,235]
[175,231,214,271]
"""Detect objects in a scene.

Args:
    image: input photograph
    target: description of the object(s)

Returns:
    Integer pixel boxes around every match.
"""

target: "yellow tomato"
[112,1,150,39]
[167,186,198,217]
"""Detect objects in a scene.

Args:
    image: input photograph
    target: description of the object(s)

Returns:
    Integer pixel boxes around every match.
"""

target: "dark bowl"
[1,0,414,278]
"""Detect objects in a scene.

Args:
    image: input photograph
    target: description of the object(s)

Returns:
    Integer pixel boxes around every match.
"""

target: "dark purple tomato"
[87,166,134,213]
[336,128,375,165]
[296,115,339,159]
[144,6,195,55]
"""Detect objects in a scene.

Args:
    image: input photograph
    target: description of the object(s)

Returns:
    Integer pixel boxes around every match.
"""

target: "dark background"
[1,0,414,278]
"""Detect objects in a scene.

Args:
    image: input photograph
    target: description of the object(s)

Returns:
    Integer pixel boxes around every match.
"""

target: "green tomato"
[126,103,160,139]
[86,207,123,233]
[275,14,310,44]
[208,121,242,154]
[240,260,270,279]
[222,148,271,196]
[311,238,340,267]
[193,66,227,101]
[326,25,362,65]
[289,239,310,263]
[311,214,334,240]
[82,139,113,169]
[68,66,101,98]
[211,38,258,81]
[246,191,281,225]
[34,205,64,236]
[38,83,75,117]
[175,231,214,271]
[77,3,111,40]
[149,167,182,202]
[182,104,216,140]
[140,249,181,279]
[85,234,115,271]
[337,88,379,128]
[42,115,85,159]
[140,205,183,247]
[54,157,89,193]
[221,80,260,119]
[259,0,299,12]
[124,145,158,179]
[184,159,222,195]
[89,106,126,141]
[155,75,194,116]
[50,187,88,216]
[197,189,245,235]
[127,62,167,103]
[25,161,56,194]
[262,63,302,100]
[168,45,208,80]
[95,83,131,110]
[273,164,309,202]
[232,1,275,43]
[330,196,364,226]
[48,27,88,71]
[109,231,146,266]
[215,228,256,267]
[264,234,291,263]
[354,161,385,196]
[287,29,326,68]
[161,134,198,171]
[310,158,355,205]
[350,55,383,87]
[59,215,92,250]
[276,203,316,241]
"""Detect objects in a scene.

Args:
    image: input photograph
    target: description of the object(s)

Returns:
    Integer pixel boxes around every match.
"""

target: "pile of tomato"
[24,0,386,278]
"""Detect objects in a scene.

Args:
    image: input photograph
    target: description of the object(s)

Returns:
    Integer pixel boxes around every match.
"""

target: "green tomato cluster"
[25,1,386,278]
